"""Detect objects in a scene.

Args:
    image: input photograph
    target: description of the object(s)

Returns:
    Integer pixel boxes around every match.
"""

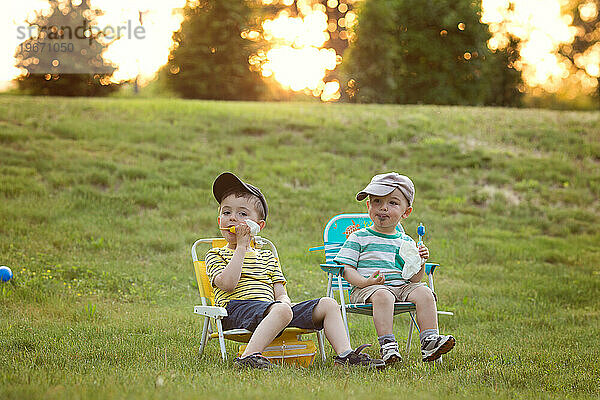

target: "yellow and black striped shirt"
[205,246,286,307]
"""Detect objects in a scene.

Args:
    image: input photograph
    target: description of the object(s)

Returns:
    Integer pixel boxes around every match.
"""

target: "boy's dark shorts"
[222,298,324,332]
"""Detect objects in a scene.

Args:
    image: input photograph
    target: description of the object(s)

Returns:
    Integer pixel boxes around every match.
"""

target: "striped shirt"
[333,227,418,287]
[205,246,286,307]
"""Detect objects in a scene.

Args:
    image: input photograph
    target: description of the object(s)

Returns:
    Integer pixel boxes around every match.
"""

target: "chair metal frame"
[310,213,453,358]
[192,236,326,362]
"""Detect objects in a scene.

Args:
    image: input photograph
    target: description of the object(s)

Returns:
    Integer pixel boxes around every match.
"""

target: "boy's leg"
[291,298,385,369]
[406,286,455,361]
[368,289,396,336]
[310,297,351,354]
[241,302,293,357]
[405,285,438,331]
[368,288,401,364]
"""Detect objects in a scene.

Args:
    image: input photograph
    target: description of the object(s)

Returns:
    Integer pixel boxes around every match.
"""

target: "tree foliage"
[166,0,264,100]
[560,0,600,100]
[15,0,119,97]
[342,0,520,105]
[483,38,523,107]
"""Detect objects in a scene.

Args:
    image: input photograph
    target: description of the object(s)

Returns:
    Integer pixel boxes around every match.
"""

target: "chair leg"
[406,311,418,357]
[337,275,350,344]
[316,330,326,362]
[326,274,333,298]
[406,313,414,356]
[215,319,227,361]
[198,316,210,357]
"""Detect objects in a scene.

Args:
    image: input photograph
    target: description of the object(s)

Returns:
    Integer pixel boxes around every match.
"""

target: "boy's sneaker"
[380,341,402,364]
[234,353,273,369]
[421,334,455,362]
[334,344,386,369]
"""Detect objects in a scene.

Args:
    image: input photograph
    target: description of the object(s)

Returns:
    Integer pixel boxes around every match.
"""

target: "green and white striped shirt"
[333,227,418,287]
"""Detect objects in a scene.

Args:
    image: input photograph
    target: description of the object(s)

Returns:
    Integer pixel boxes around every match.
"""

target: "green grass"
[1,95,599,399]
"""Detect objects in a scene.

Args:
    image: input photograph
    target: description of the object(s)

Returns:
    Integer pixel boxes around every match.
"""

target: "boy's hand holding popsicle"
[222,219,261,235]
[220,219,261,250]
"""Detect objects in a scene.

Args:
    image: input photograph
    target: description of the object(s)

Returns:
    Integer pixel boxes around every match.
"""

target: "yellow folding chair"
[309,213,453,359]
[192,236,326,364]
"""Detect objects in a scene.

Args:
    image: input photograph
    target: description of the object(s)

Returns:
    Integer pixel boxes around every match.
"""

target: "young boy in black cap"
[206,172,385,369]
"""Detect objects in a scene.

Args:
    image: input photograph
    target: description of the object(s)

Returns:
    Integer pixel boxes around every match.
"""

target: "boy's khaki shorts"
[349,282,427,304]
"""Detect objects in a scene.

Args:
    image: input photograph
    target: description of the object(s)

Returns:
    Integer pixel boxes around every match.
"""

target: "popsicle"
[416,223,426,247]
[224,219,261,235]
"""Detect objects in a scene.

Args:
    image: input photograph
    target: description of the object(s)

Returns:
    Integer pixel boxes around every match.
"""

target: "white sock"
[419,328,438,345]
[338,349,353,357]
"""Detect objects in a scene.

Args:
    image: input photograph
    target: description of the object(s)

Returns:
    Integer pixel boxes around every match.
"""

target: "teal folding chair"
[309,213,453,358]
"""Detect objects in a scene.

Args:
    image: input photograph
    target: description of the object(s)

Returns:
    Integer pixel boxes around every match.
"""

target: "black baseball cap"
[212,172,268,219]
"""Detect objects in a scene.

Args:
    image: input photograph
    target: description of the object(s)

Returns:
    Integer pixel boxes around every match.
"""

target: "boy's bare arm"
[213,246,245,292]
[273,282,292,306]
[342,265,385,288]
[213,225,252,292]
[409,265,425,283]
[409,244,429,283]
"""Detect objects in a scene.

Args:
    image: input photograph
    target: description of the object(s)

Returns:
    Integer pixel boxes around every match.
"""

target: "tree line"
[15,0,600,108]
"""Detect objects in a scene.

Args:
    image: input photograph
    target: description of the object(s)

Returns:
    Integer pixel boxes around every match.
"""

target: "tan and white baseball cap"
[356,172,415,206]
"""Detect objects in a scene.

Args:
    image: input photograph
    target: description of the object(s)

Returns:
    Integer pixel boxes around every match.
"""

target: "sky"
[1,0,598,97]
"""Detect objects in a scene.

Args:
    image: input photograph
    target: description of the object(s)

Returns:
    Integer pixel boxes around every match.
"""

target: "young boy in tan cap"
[205,172,385,369]
[334,172,455,363]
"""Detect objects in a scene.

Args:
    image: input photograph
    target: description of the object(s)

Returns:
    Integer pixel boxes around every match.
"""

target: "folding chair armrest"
[320,263,344,276]
[425,262,440,276]
[194,305,228,318]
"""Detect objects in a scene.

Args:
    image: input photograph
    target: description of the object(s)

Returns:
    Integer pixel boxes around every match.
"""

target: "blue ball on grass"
[0,266,13,282]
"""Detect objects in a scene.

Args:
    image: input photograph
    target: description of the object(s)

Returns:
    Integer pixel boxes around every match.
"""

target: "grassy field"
[1,95,599,399]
